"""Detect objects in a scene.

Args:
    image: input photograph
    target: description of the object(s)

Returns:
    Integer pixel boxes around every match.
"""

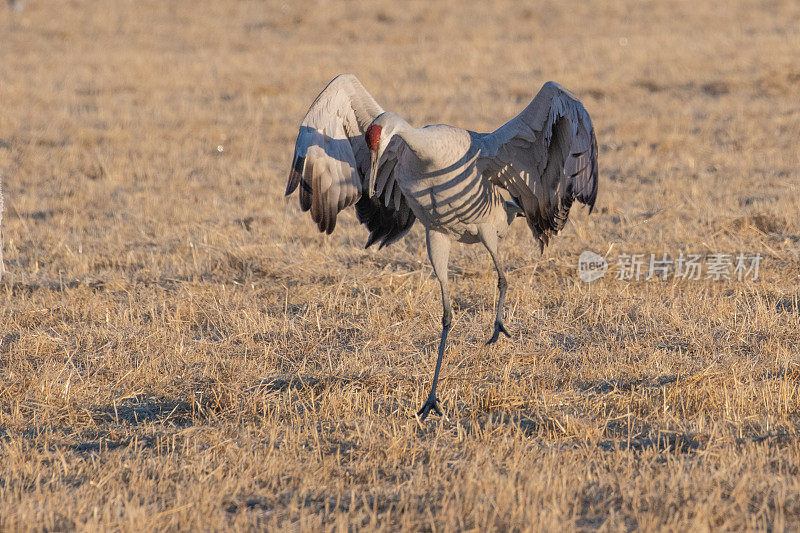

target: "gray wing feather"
[286,74,415,245]
[475,81,598,250]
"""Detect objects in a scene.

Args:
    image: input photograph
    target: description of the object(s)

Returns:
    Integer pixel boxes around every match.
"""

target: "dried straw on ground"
[0,0,798,530]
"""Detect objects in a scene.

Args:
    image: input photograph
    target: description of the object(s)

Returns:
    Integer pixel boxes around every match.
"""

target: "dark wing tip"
[285,169,300,196]
[285,156,305,196]
[356,195,415,250]
[328,216,337,234]
[574,128,599,213]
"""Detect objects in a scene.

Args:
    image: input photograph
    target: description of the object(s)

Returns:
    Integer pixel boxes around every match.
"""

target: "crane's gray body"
[387,124,510,245]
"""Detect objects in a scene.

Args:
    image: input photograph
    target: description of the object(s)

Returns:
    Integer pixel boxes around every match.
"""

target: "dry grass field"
[1,0,799,530]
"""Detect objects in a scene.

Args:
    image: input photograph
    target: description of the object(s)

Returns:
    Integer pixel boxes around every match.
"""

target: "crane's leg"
[479,226,511,345]
[418,230,451,421]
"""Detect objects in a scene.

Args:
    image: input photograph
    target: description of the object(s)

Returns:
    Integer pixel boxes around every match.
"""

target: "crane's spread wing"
[355,135,416,248]
[474,81,598,250]
[286,74,416,247]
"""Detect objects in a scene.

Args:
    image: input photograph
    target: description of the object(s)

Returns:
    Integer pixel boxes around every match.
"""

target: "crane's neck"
[384,115,438,164]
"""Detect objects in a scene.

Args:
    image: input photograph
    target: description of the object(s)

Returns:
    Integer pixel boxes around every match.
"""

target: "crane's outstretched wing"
[286,74,415,247]
[474,81,598,250]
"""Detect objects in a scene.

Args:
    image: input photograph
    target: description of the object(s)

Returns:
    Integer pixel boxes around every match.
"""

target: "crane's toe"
[486,321,511,345]
[416,395,443,421]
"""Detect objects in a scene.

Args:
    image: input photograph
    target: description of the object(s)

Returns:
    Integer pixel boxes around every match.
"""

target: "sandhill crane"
[7,0,22,12]
[286,74,598,420]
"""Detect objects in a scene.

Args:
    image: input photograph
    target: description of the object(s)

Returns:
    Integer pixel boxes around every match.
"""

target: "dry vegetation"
[1,0,799,530]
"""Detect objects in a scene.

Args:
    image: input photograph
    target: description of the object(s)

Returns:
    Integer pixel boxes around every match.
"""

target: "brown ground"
[1,0,799,530]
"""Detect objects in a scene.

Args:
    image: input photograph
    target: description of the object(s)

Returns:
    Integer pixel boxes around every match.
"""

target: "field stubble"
[1,0,799,530]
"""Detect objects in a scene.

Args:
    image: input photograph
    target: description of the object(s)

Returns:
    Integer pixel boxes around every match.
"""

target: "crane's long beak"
[367,149,378,198]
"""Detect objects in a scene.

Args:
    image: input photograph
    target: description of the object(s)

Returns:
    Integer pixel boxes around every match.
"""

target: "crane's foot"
[416,395,443,421]
[486,320,511,345]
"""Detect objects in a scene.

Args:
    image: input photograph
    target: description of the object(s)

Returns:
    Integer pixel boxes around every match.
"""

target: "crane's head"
[365,112,404,198]
[365,124,382,153]
[365,122,383,198]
